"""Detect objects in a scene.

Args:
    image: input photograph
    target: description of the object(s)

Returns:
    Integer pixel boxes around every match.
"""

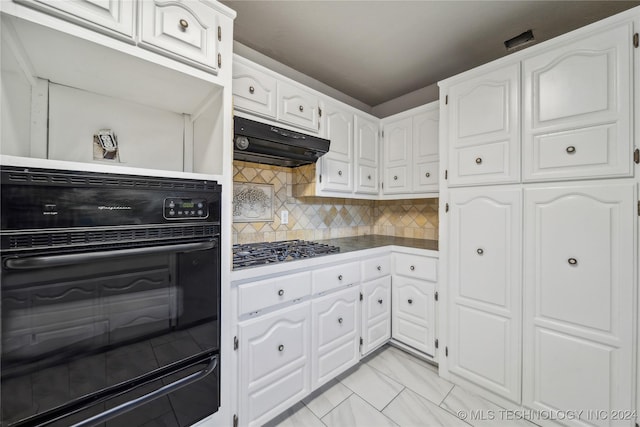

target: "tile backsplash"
[233,161,438,244]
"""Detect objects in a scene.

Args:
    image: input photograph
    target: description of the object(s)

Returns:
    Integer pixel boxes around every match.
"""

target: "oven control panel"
[163,198,209,220]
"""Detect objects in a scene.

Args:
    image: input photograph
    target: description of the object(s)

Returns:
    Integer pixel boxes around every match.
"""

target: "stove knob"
[169,210,175,216]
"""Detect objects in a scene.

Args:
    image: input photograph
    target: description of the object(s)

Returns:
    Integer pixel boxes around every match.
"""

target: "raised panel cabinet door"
[413,107,439,193]
[16,0,135,38]
[311,287,360,388]
[448,187,521,403]
[139,0,219,72]
[522,183,635,425]
[320,104,354,193]
[382,117,412,194]
[523,23,633,182]
[354,115,379,194]
[447,63,520,186]
[232,61,277,118]
[277,81,320,132]
[239,302,311,427]
[361,277,391,355]
[391,277,435,355]
[321,157,352,193]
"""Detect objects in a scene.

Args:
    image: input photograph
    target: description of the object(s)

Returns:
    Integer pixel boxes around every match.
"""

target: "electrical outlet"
[280,210,289,224]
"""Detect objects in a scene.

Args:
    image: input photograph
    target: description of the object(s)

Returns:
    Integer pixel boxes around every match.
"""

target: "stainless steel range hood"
[233,116,330,168]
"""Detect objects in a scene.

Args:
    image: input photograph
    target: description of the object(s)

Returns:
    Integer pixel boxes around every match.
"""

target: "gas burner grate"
[232,239,339,269]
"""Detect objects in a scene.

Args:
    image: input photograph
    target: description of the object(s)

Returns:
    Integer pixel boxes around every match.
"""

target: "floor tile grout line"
[439,384,455,406]
[379,386,406,412]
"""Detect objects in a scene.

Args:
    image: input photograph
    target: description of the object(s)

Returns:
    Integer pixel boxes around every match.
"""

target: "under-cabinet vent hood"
[233,116,330,168]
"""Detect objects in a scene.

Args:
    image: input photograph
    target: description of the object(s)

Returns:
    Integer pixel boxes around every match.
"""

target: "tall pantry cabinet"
[438,8,639,426]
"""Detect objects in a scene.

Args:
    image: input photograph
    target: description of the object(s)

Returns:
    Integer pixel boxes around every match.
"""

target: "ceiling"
[221,1,640,107]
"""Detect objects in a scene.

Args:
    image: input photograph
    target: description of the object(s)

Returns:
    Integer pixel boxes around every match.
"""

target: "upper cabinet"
[233,60,277,119]
[382,116,413,194]
[413,107,440,193]
[319,101,354,193]
[522,22,633,182]
[354,114,379,194]
[277,81,321,133]
[445,64,520,187]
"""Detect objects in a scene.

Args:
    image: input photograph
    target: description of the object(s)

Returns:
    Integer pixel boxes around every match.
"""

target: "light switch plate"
[280,210,289,224]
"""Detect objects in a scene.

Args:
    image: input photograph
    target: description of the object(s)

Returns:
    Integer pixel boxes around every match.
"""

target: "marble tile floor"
[264,345,538,427]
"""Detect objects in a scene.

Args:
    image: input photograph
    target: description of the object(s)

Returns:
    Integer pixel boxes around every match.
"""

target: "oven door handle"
[4,240,217,270]
[71,354,218,427]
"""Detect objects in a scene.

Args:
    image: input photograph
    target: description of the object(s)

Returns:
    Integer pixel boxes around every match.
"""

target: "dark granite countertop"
[314,235,438,253]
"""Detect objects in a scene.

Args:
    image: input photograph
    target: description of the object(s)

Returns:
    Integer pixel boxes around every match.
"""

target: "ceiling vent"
[504,29,535,51]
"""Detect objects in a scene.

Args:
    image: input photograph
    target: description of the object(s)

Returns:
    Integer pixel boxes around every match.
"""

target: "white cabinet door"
[391,277,435,355]
[383,117,412,194]
[139,0,220,73]
[311,287,360,388]
[413,107,439,193]
[320,103,353,193]
[447,187,522,403]
[523,23,633,182]
[354,115,379,194]
[232,61,277,119]
[239,303,311,427]
[277,81,320,132]
[17,0,135,38]
[522,183,635,425]
[447,64,520,186]
[361,276,391,355]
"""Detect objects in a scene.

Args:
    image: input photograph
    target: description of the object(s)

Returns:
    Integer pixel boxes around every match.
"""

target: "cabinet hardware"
[218,26,221,41]
[638,201,640,216]
[445,346,448,357]
[233,414,238,427]
[634,33,639,48]
[377,265,381,271]
[477,248,484,255]
[278,344,284,352]
[381,130,385,138]
[445,95,448,105]
[408,299,413,304]
[278,289,284,296]
[360,337,363,345]
[445,203,449,212]
[338,170,342,176]
[445,169,448,180]
[410,265,415,271]
[435,338,439,349]
[338,317,343,324]
[360,292,363,301]
[218,53,221,68]
[368,175,372,180]
[319,174,322,183]
[381,182,384,189]
[475,157,483,164]
[179,19,189,29]
[378,298,383,304]
[634,148,639,164]
[249,86,255,94]
[299,105,304,112]
[318,107,322,117]
[434,291,438,301]
[338,274,343,281]
[566,146,576,154]
[393,175,398,180]
[233,336,238,350]
[425,172,430,178]
[568,258,578,266]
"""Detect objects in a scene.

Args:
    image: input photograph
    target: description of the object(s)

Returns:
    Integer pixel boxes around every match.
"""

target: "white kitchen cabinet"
[522,23,633,182]
[382,116,413,194]
[311,261,360,295]
[237,271,311,317]
[311,286,360,388]
[319,102,354,193]
[15,0,135,39]
[277,81,320,133]
[445,63,520,186]
[447,187,522,403]
[239,302,311,427]
[232,60,277,119]
[522,182,635,425]
[139,0,221,73]
[354,114,379,194]
[361,277,391,355]
[413,106,440,193]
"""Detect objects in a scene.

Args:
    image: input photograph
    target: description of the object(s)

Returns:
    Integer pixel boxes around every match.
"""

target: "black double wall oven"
[0,166,222,427]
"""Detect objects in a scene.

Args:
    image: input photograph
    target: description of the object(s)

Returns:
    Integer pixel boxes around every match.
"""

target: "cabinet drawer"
[277,82,320,132]
[321,157,352,192]
[415,160,439,190]
[453,141,511,183]
[356,164,378,194]
[312,262,360,294]
[233,61,277,118]
[139,0,219,73]
[361,255,390,282]
[238,272,311,316]
[393,254,437,281]
[383,166,409,194]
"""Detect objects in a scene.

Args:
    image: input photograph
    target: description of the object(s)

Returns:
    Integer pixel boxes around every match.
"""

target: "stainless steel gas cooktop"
[232,239,340,269]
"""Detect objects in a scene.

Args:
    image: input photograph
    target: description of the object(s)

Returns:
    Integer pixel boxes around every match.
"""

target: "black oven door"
[1,238,220,427]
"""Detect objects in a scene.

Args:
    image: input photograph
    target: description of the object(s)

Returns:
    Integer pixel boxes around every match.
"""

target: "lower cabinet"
[391,276,435,356]
[311,286,361,388]
[238,303,311,427]
[361,276,391,355]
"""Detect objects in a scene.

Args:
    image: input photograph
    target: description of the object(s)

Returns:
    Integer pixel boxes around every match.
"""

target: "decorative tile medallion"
[233,182,274,222]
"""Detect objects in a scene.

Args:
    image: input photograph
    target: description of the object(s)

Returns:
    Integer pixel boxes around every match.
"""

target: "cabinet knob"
[475,157,483,164]
[425,172,430,178]
[377,265,381,271]
[410,265,415,271]
[393,175,398,180]
[367,175,372,180]
[568,258,578,266]
[566,146,576,154]
[338,317,343,324]
[338,170,343,176]
[299,105,304,112]
[278,289,284,296]
[249,86,255,94]
[179,19,189,29]
[278,344,284,352]
[477,248,484,255]
[408,299,413,304]
[378,298,383,304]
[338,274,343,281]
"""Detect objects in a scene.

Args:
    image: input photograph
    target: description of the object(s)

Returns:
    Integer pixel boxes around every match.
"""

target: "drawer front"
[277,82,320,132]
[238,272,311,316]
[415,160,439,191]
[452,141,512,185]
[356,164,378,194]
[312,262,360,294]
[321,158,352,192]
[393,253,437,281]
[383,165,409,194]
[361,256,391,282]
[140,0,219,72]
[233,62,277,118]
